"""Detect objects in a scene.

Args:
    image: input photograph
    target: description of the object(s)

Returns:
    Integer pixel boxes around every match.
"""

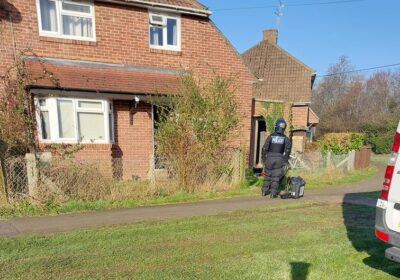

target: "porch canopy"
[308,107,320,125]
[25,56,184,99]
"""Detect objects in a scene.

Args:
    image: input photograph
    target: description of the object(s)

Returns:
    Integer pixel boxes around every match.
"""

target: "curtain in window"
[167,18,177,46]
[62,15,93,38]
[78,113,105,141]
[40,0,58,32]
[58,100,75,138]
[40,111,51,140]
[150,26,163,46]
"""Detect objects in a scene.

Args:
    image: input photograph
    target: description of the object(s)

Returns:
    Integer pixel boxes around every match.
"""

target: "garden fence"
[0,147,245,202]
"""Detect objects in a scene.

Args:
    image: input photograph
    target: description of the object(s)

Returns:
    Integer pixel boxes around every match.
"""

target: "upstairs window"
[149,12,180,51]
[37,0,96,41]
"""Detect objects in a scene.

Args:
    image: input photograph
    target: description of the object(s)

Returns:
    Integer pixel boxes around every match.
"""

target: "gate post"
[347,150,356,171]
[25,153,39,198]
[0,159,7,206]
[148,155,156,185]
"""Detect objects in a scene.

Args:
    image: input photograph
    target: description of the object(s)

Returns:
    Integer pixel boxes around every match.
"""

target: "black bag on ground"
[280,176,306,199]
[289,176,305,199]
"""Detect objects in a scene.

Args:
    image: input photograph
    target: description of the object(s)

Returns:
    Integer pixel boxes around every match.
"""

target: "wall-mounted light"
[129,96,140,125]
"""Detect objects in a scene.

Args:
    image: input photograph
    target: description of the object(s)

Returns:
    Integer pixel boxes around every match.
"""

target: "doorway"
[253,117,267,168]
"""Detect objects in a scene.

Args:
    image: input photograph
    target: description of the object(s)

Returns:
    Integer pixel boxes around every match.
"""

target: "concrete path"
[0,166,385,237]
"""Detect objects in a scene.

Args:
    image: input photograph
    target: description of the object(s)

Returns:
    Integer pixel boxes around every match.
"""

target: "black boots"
[262,187,271,197]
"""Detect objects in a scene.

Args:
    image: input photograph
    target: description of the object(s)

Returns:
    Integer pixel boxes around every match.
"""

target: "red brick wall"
[112,100,153,179]
[0,0,255,178]
[292,106,309,128]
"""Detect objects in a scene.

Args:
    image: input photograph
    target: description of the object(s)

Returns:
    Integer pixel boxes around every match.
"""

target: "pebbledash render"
[0,0,255,179]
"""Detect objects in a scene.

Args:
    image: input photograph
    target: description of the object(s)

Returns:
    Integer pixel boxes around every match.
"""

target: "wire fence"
[3,155,28,199]
[0,147,245,203]
[0,146,370,203]
[289,148,370,172]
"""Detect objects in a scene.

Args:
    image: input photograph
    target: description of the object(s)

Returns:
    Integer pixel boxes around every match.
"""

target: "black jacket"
[261,132,292,163]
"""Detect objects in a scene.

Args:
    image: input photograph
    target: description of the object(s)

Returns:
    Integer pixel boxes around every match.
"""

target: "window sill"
[39,140,112,145]
[39,36,97,46]
[39,143,114,152]
[149,48,182,56]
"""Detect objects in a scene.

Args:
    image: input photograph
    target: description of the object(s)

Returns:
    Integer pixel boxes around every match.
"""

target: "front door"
[253,117,267,168]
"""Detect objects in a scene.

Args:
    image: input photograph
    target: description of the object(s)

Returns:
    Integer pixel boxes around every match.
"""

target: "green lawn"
[1,202,399,279]
[290,165,378,190]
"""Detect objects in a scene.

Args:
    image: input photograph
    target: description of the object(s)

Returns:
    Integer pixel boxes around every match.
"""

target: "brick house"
[0,0,255,179]
[242,29,319,168]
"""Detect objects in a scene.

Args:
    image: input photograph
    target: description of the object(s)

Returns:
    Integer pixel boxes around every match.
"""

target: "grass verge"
[290,165,379,190]
[0,164,380,219]
[0,188,260,219]
[0,202,398,279]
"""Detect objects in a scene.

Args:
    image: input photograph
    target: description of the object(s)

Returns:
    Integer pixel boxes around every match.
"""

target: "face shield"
[275,120,287,134]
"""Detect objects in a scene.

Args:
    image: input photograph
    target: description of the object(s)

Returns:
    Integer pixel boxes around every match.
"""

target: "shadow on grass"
[342,193,400,278]
[290,262,311,280]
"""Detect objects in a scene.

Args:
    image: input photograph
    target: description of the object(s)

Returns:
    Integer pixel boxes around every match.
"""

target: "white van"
[375,121,400,262]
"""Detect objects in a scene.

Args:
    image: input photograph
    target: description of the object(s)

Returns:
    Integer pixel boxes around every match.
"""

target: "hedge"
[318,132,364,155]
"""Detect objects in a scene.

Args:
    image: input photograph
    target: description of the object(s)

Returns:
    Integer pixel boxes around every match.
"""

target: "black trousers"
[262,155,285,195]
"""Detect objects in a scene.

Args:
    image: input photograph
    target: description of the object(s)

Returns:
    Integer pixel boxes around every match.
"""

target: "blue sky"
[200,0,400,76]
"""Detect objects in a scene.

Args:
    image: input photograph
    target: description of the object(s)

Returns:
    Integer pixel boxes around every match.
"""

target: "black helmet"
[275,118,287,134]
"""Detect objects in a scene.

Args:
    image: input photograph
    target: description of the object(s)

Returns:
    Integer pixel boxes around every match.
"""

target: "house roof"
[98,0,211,16]
[25,57,182,95]
[241,39,315,102]
[242,39,314,79]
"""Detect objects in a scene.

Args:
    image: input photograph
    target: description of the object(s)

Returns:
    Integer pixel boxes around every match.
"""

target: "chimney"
[263,29,278,44]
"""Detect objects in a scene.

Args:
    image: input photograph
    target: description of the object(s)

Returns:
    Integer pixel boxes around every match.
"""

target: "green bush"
[154,74,240,190]
[363,119,398,154]
[318,132,364,155]
[241,168,264,189]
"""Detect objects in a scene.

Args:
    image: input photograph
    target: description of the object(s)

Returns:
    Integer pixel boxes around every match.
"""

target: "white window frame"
[36,0,96,42]
[108,101,115,143]
[35,96,112,144]
[37,98,51,140]
[149,12,181,51]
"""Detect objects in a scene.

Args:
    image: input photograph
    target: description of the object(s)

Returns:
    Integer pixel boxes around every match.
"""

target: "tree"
[312,56,400,153]
[312,56,355,113]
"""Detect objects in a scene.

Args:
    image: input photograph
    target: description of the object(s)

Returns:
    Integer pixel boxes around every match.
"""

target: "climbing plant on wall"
[259,101,292,135]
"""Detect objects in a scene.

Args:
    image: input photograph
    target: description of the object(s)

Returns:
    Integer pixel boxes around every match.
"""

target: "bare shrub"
[0,50,58,203]
[0,50,58,151]
[39,159,113,201]
[110,179,179,201]
[154,74,240,191]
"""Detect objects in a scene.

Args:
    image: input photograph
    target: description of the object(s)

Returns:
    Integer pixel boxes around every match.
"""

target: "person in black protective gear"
[261,118,292,198]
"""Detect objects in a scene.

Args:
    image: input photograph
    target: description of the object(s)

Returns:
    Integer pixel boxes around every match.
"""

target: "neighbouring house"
[0,0,255,179]
[242,29,319,168]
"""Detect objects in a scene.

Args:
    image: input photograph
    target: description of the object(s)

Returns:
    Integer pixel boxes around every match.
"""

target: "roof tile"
[27,60,180,95]
[114,0,208,12]
[242,40,314,102]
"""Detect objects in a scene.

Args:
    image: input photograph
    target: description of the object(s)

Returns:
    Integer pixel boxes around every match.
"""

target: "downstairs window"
[35,97,113,144]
